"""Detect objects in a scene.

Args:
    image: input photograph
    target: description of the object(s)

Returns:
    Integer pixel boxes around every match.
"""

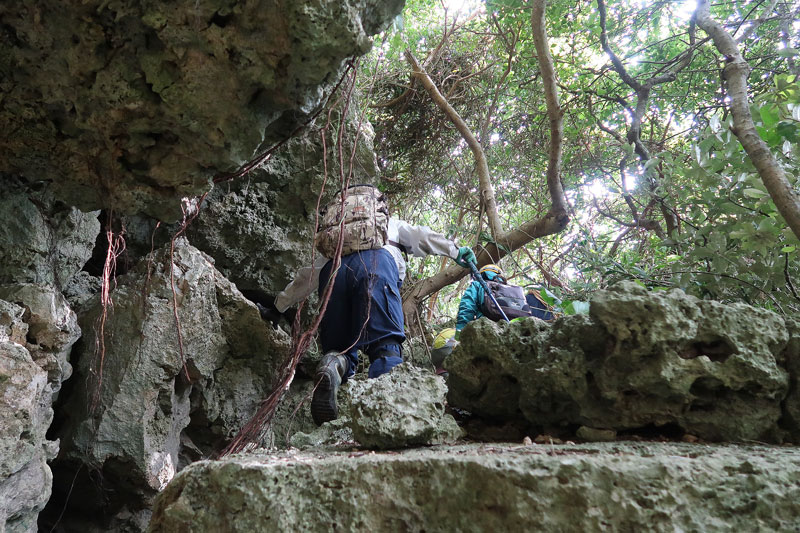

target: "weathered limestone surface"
[0,175,93,532]
[0,0,403,220]
[0,176,99,288]
[0,285,81,399]
[49,241,291,527]
[784,319,800,441]
[149,442,800,532]
[0,303,50,533]
[447,282,796,442]
[0,291,79,533]
[344,364,461,449]
[265,379,318,449]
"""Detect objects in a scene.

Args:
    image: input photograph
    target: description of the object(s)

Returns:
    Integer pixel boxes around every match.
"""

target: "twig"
[785,253,800,302]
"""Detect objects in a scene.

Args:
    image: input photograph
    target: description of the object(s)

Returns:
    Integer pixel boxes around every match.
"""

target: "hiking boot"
[311,352,348,426]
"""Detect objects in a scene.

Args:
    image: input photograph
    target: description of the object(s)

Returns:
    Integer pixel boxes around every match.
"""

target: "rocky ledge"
[447,281,800,443]
[149,442,800,532]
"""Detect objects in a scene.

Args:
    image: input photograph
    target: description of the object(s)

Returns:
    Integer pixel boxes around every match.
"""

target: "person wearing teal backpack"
[455,263,506,332]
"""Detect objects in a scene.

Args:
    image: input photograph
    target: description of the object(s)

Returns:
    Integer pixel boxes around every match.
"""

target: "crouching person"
[273,185,474,425]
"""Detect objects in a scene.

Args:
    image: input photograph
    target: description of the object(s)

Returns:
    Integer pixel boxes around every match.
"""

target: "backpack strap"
[387,240,407,253]
[387,240,408,261]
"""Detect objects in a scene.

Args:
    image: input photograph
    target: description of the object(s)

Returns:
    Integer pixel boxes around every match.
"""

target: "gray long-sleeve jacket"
[274,218,459,312]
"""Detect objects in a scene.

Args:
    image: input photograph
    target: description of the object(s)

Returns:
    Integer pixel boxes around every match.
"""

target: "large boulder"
[447,282,791,442]
[0,0,404,220]
[47,240,291,529]
[148,442,800,532]
[344,364,460,449]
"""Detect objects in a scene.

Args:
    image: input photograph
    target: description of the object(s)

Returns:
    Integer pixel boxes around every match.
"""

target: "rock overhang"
[0,0,404,221]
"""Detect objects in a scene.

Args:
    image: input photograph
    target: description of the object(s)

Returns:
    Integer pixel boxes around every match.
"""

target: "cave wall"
[0,1,404,531]
[0,180,91,532]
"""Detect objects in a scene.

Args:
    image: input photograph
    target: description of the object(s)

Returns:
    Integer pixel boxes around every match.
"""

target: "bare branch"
[405,50,505,240]
[400,0,569,322]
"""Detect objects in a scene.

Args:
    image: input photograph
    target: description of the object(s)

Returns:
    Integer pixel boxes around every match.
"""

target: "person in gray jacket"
[274,217,475,425]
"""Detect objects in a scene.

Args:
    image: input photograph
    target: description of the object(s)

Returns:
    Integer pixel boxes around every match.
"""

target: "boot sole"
[311,367,339,426]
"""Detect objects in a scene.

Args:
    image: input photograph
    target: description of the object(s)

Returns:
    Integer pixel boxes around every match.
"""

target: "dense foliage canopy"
[356,0,800,323]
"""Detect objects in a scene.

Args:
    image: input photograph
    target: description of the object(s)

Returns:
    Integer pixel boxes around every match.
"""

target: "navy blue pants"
[319,248,405,379]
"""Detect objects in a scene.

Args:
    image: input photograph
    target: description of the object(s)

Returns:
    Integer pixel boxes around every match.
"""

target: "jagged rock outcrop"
[345,364,460,449]
[0,288,81,533]
[265,380,318,449]
[0,285,81,400]
[0,176,90,533]
[0,301,52,533]
[447,281,795,442]
[148,442,800,532]
[3,1,408,528]
[0,176,99,289]
[0,0,404,220]
[183,109,380,296]
[46,241,291,530]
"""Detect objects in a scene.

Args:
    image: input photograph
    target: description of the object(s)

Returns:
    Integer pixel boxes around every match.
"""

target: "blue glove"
[454,246,477,268]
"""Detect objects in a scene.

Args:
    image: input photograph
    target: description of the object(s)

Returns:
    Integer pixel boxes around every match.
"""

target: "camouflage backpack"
[315,184,389,258]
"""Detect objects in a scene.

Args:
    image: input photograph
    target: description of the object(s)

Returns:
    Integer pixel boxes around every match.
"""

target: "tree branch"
[405,50,505,240]
[734,0,779,44]
[400,0,569,322]
[696,0,800,242]
[531,0,568,219]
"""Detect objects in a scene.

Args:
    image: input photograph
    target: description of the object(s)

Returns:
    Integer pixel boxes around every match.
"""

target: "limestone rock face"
[0,291,79,533]
[148,443,800,532]
[345,364,459,449]
[782,318,800,441]
[447,282,792,442]
[0,0,403,220]
[0,176,99,288]
[51,240,291,525]
[0,303,48,533]
[184,110,380,296]
[0,285,81,397]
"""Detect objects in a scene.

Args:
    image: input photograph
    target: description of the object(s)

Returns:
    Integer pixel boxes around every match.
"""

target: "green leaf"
[759,105,780,128]
[778,48,800,58]
[743,188,768,198]
[537,289,558,306]
[782,246,796,253]
[562,300,590,315]
[777,121,800,142]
